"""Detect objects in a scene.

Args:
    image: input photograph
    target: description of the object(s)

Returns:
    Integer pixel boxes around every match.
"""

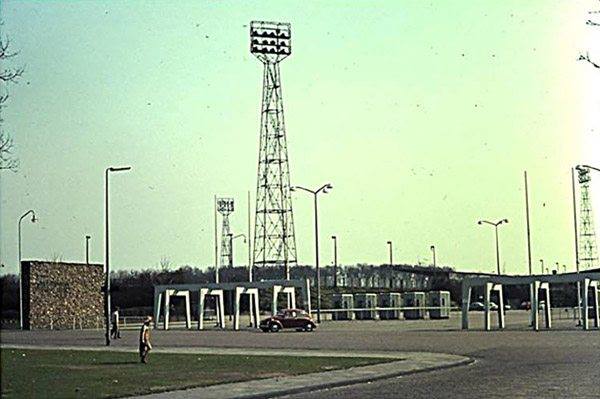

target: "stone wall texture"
[23,261,104,330]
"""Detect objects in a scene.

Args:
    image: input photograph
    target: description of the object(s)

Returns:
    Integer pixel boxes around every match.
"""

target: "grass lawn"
[1,348,391,398]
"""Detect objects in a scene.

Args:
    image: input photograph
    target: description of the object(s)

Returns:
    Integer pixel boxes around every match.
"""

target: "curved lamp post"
[478,219,509,275]
[291,183,332,323]
[18,209,37,330]
[229,233,247,270]
[105,166,131,346]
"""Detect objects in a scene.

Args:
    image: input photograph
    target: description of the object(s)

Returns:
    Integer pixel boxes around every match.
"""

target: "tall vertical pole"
[104,169,110,346]
[430,245,436,267]
[387,241,393,266]
[495,225,501,275]
[85,235,91,265]
[571,167,582,325]
[248,190,252,282]
[524,171,533,275]
[314,193,321,323]
[332,236,338,289]
[214,195,219,284]
[18,220,22,330]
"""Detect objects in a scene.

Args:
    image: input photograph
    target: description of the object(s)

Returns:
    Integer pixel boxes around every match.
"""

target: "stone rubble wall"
[23,261,104,330]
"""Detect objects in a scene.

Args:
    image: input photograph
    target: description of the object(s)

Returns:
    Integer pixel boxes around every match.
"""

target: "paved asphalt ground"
[2,311,599,398]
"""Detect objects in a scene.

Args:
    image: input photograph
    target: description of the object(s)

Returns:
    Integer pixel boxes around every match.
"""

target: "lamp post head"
[503,219,509,224]
[477,221,483,225]
[387,241,392,245]
[290,186,296,192]
[331,235,336,240]
[109,166,132,173]
[31,214,37,223]
[86,235,91,240]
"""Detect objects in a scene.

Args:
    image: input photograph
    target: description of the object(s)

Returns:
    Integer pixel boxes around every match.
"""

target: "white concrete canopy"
[272,285,296,315]
[234,287,259,330]
[461,272,600,331]
[153,279,311,331]
[198,288,225,330]
[153,289,191,330]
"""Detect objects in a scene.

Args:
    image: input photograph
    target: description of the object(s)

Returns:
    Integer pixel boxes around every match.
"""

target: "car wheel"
[305,323,314,332]
[270,323,280,332]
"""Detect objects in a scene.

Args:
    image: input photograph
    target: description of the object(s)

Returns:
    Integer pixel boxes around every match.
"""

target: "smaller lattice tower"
[577,166,599,269]
[217,198,235,268]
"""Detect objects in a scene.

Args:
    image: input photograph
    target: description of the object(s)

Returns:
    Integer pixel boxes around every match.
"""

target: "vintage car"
[259,309,316,332]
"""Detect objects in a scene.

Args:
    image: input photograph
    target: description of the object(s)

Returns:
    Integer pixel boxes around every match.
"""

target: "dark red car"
[259,309,316,332]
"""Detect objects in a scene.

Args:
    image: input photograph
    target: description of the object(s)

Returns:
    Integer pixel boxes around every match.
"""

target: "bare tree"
[0,28,24,172]
[579,7,600,69]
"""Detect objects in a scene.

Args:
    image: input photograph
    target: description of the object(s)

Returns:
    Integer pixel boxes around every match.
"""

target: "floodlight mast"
[250,21,298,280]
[217,198,235,280]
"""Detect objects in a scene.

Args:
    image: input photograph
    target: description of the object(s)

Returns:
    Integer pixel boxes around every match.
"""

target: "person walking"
[139,316,152,364]
[111,307,121,339]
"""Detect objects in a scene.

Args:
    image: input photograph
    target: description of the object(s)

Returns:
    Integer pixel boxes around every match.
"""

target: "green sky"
[1,0,599,275]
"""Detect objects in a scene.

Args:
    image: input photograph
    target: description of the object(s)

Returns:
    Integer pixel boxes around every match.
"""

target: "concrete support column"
[234,287,242,331]
[582,279,590,331]
[592,282,599,329]
[531,281,540,331]
[484,282,492,331]
[493,284,505,329]
[216,291,225,328]
[304,278,312,317]
[198,289,207,330]
[540,282,551,329]
[184,291,191,329]
[461,282,471,330]
[164,290,171,330]
[153,290,163,329]
[252,290,260,328]
[272,285,281,316]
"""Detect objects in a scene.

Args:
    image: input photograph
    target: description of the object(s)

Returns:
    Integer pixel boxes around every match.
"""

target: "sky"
[0,1,599,276]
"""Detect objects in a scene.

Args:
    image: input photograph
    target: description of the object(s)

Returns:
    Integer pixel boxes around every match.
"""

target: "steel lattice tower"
[217,198,234,268]
[250,21,297,279]
[577,167,599,269]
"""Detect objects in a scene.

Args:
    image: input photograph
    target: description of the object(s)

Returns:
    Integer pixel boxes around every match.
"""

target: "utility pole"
[332,236,338,288]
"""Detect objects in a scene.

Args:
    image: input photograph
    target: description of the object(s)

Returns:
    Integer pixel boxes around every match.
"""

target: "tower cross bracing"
[250,21,297,279]
[577,167,599,270]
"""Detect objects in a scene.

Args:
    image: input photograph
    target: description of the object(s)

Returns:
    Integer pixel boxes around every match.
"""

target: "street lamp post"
[539,259,544,275]
[291,183,332,323]
[478,219,509,275]
[105,166,131,346]
[331,236,338,289]
[229,233,247,268]
[387,241,393,266]
[430,245,436,267]
[18,210,37,330]
[85,235,91,265]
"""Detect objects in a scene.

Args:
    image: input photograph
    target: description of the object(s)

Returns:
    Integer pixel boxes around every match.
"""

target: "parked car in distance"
[469,301,499,311]
[259,309,316,333]
[520,301,531,310]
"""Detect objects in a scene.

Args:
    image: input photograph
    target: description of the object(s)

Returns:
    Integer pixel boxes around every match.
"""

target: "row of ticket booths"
[331,291,451,320]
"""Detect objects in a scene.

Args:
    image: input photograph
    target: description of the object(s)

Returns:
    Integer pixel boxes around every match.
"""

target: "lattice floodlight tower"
[250,21,297,280]
[217,198,234,268]
[577,166,599,269]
